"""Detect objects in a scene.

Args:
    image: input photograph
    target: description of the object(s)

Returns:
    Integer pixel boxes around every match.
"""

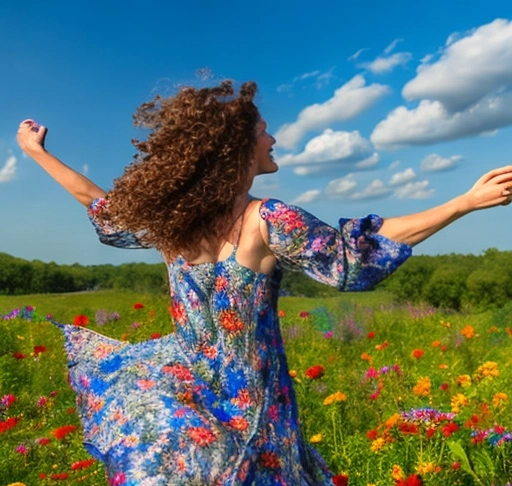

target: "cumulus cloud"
[371,93,512,149]
[389,168,416,186]
[278,129,373,167]
[359,52,413,74]
[325,174,358,197]
[403,19,512,113]
[420,153,462,172]
[350,179,392,200]
[0,155,17,183]
[393,180,435,199]
[372,19,512,149]
[291,189,321,204]
[275,76,390,149]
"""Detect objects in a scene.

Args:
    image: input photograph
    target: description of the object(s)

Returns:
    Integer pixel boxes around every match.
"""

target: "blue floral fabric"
[54,198,411,485]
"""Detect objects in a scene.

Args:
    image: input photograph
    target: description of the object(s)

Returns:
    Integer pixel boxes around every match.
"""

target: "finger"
[478,165,512,184]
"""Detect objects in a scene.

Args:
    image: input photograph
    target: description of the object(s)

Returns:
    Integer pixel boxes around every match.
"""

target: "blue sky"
[1,0,511,265]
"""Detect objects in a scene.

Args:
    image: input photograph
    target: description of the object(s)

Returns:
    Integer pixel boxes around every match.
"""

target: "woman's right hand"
[17,119,48,155]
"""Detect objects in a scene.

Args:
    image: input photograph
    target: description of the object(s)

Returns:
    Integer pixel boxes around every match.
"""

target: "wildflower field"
[1,290,511,486]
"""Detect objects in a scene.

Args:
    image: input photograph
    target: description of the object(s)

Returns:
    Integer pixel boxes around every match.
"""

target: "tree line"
[1,249,511,311]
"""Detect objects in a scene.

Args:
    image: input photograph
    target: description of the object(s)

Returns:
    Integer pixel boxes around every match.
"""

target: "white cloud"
[360,52,413,74]
[384,38,404,54]
[420,153,462,172]
[325,174,358,197]
[388,160,401,170]
[371,92,512,149]
[372,19,512,149]
[389,168,416,186]
[347,47,370,61]
[350,179,392,200]
[291,189,321,204]
[275,75,390,149]
[82,163,89,175]
[277,84,293,94]
[393,180,434,199]
[278,129,372,167]
[355,152,380,169]
[403,19,512,113]
[0,155,17,183]
[293,70,320,82]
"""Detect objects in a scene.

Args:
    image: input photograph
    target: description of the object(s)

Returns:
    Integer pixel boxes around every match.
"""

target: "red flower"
[73,314,89,326]
[299,311,310,318]
[37,437,50,446]
[411,349,424,359]
[0,417,19,434]
[439,382,449,391]
[367,331,376,339]
[366,428,378,440]
[33,345,47,355]
[13,352,26,360]
[151,333,161,339]
[71,458,96,470]
[133,302,144,309]
[396,474,423,486]
[452,462,461,470]
[258,451,281,469]
[442,422,459,437]
[50,472,70,480]
[52,424,77,440]
[305,365,325,380]
[332,475,349,486]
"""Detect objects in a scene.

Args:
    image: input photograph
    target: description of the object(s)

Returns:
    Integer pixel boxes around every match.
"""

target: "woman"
[17,81,512,486]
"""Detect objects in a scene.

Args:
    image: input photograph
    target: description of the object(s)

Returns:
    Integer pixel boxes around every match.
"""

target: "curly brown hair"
[105,80,260,258]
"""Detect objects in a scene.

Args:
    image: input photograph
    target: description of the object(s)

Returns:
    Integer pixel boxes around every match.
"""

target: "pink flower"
[109,472,127,485]
[16,444,28,455]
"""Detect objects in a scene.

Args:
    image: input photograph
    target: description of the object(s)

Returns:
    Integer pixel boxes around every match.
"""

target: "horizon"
[1,0,511,265]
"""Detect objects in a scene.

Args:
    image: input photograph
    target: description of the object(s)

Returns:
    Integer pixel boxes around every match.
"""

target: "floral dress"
[55,198,411,486]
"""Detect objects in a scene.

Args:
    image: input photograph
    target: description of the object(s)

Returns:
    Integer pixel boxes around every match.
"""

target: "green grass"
[1,290,512,485]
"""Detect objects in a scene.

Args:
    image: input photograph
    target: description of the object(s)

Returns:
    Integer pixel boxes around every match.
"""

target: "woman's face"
[252,119,278,176]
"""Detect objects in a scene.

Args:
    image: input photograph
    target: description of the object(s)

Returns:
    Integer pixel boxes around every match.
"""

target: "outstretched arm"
[17,119,106,206]
[378,166,512,246]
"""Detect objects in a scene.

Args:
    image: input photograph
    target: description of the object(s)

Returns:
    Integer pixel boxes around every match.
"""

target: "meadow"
[1,290,511,486]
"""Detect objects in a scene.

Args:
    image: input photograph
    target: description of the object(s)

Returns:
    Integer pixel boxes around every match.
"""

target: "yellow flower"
[492,392,508,407]
[413,377,431,396]
[391,464,404,481]
[451,393,469,413]
[457,374,471,387]
[476,361,499,378]
[440,320,451,328]
[416,462,441,474]
[289,370,297,378]
[7,483,27,486]
[309,434,323,443]
[461,325,475,339]
[370,437,386,452]
[323,391,347,405]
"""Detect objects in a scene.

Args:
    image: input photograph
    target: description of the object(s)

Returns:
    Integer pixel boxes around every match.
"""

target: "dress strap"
[233,207,246,248]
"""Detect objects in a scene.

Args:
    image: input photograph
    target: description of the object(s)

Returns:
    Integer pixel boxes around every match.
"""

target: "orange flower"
[52,425,77,440]
[220,310,244,333]
[411,349,424,359]
[413,377,432,396]
[360,352,372,362]
[278,310,286,318]
[187,426,216,446]
[461,325,475,339]
[375,340,388,351]
[431,340,441,347]
[229,416,249,431]
[457,375,471,387]
[492,392,508,407]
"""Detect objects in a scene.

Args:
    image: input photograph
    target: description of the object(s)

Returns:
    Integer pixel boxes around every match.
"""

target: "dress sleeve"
[259,198,412,291]
[87,198,152,249]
